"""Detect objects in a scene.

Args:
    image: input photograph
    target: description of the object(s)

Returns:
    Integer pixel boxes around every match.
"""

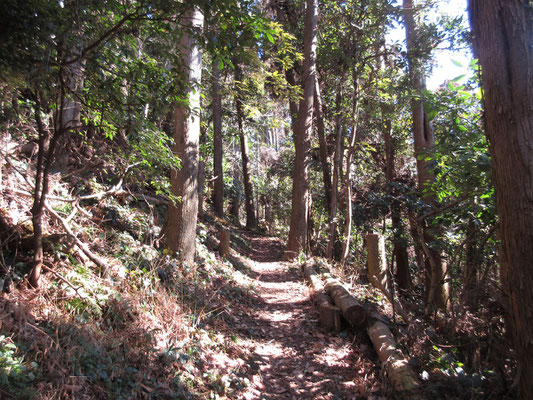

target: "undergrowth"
[0,153,258,399]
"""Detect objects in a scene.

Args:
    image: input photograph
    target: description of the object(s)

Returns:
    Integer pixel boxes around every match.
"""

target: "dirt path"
[228,231,382,400]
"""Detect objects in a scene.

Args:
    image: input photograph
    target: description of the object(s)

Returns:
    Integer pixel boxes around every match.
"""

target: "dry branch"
[43,203,107,274]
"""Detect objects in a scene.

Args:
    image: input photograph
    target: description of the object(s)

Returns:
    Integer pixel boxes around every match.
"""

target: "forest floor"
[216,229,384,399]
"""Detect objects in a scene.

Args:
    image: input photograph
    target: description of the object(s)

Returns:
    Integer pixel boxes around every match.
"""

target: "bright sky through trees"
[426,0,471,89]
[388,0,471,89]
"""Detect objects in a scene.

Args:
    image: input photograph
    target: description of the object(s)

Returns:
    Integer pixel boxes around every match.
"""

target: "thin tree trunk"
[326,88,343,259]
[340,78,359,264]
[469,1,533,397]
[212,59,224,217]
[54,46,85,171]
[198,121,206,219]
[283,0,318,260]
[162,7,204,265]
[29,90,63,288]
[234,64,257,230]
[314,77,332,210]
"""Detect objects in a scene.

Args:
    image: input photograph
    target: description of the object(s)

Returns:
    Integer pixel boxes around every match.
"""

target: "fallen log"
[367,312,423,397]
[311,264,423,397]
[302,262,341,332]
[324,276,367,327]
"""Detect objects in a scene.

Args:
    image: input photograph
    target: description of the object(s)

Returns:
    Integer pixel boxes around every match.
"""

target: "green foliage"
[0,335,39,399]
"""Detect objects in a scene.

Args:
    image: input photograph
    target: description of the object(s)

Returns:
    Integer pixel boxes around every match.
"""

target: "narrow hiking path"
[225,230,384,400]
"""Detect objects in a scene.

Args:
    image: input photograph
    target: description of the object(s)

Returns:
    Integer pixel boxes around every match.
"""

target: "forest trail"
[226,230,380,400]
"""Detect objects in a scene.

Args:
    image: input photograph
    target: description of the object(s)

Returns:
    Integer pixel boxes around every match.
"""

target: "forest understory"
[0,130,515,399]
[1,0,530,398]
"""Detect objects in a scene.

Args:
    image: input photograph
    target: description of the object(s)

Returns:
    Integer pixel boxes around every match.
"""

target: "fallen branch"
[42,263,83,295]
[43,203,107,274]
[417,196,467,223]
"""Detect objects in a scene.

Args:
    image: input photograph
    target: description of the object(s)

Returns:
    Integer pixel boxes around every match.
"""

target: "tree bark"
[367,233,390,294]
[163,7,204,265]
[366,314,422,396]
[198,121,206,219]
[219,228,230,258]
[468,1,533,397]
[283,0,318,260]
[234,63,257,230]
[324,276,367,327]
[29,90,63,288]
[212,59,224,217]
[54,45,85,171]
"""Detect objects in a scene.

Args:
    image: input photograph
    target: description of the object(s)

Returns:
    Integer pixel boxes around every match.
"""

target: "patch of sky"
[387,0,473,90]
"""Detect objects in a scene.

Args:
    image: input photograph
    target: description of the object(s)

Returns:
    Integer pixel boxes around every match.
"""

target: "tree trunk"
[382,106,411,293]
[212,59,224,217]
[326,88,343,259]
[234,64,257,230]
[324,276,367,327]
[340,77,359,264]
[302,262,342,332]
[163,7,204,265]
[219,228,230,258]
[468,1,533,397]
[198,121,207,219]
[366,314,422,396]
[404,0,447,310]
[367,233,390,294]
[29,91,63,288]
[54,46,85,171]
[283,0,318,260]
[314,77,332,210]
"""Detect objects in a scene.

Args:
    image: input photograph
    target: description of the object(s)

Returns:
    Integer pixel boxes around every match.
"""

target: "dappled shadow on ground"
[218,250,385,399]
[233,229,284,263]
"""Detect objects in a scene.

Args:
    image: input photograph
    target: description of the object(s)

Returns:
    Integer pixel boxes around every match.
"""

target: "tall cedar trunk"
[283,0,318,260]
[212,59,224,216]
[382,105,410,293]
[468,1,533,397]
[327,88,343,259]
[163,7,204,264]
[234,64,257,229]
[404,0,447,310]
[314,77,332,210]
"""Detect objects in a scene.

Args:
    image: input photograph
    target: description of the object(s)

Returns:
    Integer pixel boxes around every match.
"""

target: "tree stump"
[366,233,389,293]
[219,228,230,257]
